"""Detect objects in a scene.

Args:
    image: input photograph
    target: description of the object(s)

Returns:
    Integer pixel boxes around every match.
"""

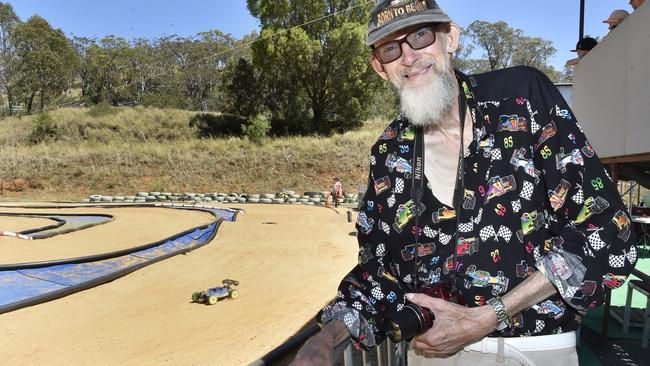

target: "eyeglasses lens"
[375,27,436,64]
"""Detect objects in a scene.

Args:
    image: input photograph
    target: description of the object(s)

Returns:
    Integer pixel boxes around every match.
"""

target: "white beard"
[391,59,458,127]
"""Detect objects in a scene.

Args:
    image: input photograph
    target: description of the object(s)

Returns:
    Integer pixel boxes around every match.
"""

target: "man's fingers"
[405,292,444,310]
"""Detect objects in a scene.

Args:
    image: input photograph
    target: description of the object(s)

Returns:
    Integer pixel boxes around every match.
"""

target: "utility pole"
[579,0,585,40]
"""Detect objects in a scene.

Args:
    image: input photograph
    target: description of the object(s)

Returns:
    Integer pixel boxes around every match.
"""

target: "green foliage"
[28,113,61,144]
[82,36,133,105]
[3,4,573,133]
[241,113,271,143]
[12,15,78,112]
[467,21,520,71]
[0,3,19,51]
[248,0,375,135]
[0,2,20,116]
[141,93,187,110]
[86,101,117,117]
[457,20,563,82]
[189,113,247,137]
[367,82,399,119]
[558,66,574,84]
[221,58,263,118]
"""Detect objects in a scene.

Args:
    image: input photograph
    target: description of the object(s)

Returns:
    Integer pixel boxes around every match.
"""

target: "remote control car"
[192,279,239,305]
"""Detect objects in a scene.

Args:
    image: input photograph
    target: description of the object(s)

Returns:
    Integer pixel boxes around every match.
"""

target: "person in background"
[332,177,343,208]
[565,37,598,67]
[603,9,630,31]
[630,0,646,10]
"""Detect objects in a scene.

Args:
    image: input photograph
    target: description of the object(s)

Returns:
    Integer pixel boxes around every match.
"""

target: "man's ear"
[370,54,390,81]
[445,23,461,54]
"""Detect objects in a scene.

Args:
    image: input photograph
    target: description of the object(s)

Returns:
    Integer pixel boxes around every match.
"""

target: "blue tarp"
[0,205,237,314]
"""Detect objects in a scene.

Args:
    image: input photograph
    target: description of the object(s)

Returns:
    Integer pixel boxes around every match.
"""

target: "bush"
[141,94,187,110]
[87,102,118,117]
[28,113,62,144]
[241,114,271,143]
[189,113,247,138]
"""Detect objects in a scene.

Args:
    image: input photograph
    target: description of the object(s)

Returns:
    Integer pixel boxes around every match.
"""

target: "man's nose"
[400,41,419,65]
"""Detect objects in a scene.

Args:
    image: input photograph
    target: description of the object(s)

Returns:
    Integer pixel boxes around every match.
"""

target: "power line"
[31,0,375,114]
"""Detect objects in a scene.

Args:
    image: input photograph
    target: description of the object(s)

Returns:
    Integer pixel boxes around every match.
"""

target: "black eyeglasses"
[373,26,438,64]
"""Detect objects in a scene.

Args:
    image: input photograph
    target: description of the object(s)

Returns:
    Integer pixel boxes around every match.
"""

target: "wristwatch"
[487,296,512,331]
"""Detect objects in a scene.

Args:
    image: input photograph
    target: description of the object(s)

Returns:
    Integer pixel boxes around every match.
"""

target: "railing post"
[377,341,386,366]
[362,349,371,366]
[333,337,351,364]
[343,343,354,366]
[397,341,407,366]
[386,339,394,365]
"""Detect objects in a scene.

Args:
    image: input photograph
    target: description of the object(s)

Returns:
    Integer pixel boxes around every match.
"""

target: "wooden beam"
[601,153,650,165]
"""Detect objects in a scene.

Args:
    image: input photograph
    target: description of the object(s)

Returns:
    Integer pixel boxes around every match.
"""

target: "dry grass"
[0,107,198,146]
[0,107,388,200]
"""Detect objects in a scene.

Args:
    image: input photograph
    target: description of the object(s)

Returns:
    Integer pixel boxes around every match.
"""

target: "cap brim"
[366,12,452,46]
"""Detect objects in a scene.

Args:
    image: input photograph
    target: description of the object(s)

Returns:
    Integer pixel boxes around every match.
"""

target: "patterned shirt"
[319,66,637,349]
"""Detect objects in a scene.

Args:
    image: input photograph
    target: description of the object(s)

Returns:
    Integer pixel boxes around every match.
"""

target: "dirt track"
[0,204,358,365]
[0,206,215,263]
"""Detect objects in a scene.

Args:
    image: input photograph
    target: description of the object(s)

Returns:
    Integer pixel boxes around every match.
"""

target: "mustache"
[402,59,438,77]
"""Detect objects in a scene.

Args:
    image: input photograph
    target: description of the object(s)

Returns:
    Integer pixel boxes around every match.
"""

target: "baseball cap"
[602,9,630,24]
[367,0,452,46]
[571,37,598,52]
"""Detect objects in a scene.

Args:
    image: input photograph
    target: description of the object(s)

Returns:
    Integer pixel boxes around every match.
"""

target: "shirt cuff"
[535,249,588,314]
[320,302,377,349]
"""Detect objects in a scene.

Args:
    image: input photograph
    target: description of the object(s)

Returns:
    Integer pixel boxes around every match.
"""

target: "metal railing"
[333,337,407,366]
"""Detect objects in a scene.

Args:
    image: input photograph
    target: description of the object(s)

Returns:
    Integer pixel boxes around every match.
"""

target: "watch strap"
[487,296,511,331]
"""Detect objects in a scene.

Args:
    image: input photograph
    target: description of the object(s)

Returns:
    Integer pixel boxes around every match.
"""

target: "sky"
[8,0,635,71]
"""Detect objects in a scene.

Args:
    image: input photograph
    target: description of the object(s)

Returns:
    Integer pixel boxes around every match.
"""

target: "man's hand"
[291,320,349,366]
[406,293,496,357]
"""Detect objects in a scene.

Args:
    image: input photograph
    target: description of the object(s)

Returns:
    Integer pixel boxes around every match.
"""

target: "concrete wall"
[555,84,573,108]
[572,4,650,158]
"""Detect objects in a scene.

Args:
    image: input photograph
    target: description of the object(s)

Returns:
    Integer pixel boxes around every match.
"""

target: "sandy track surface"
[0,204,357,365]
[0,207,215,264]
[0,215,55,233]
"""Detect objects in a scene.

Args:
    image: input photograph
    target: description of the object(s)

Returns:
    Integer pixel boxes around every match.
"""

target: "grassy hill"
[0,107,388,201]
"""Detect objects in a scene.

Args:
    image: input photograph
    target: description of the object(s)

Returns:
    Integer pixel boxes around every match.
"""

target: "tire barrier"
[84,190,359,206]
[0,204,240,314]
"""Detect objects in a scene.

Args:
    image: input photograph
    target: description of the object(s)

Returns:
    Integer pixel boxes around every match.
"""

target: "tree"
[467,21,520,71]
[83,36,133,105]
[156,31,236,111]
[460,20,563,82]
[12,15,78,112]
[0,2,20,115]
[558,65,574,84]
[130,38,163,104]
[221,58,263,118]
[247,0,375,135]
[71,36,96,100]
[186,30,236,111]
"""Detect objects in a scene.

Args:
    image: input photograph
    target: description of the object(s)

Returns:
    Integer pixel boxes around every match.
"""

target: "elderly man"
[293,1,637,365]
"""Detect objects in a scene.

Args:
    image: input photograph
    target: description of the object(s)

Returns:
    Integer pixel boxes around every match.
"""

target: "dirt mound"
[1,178,42,193]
